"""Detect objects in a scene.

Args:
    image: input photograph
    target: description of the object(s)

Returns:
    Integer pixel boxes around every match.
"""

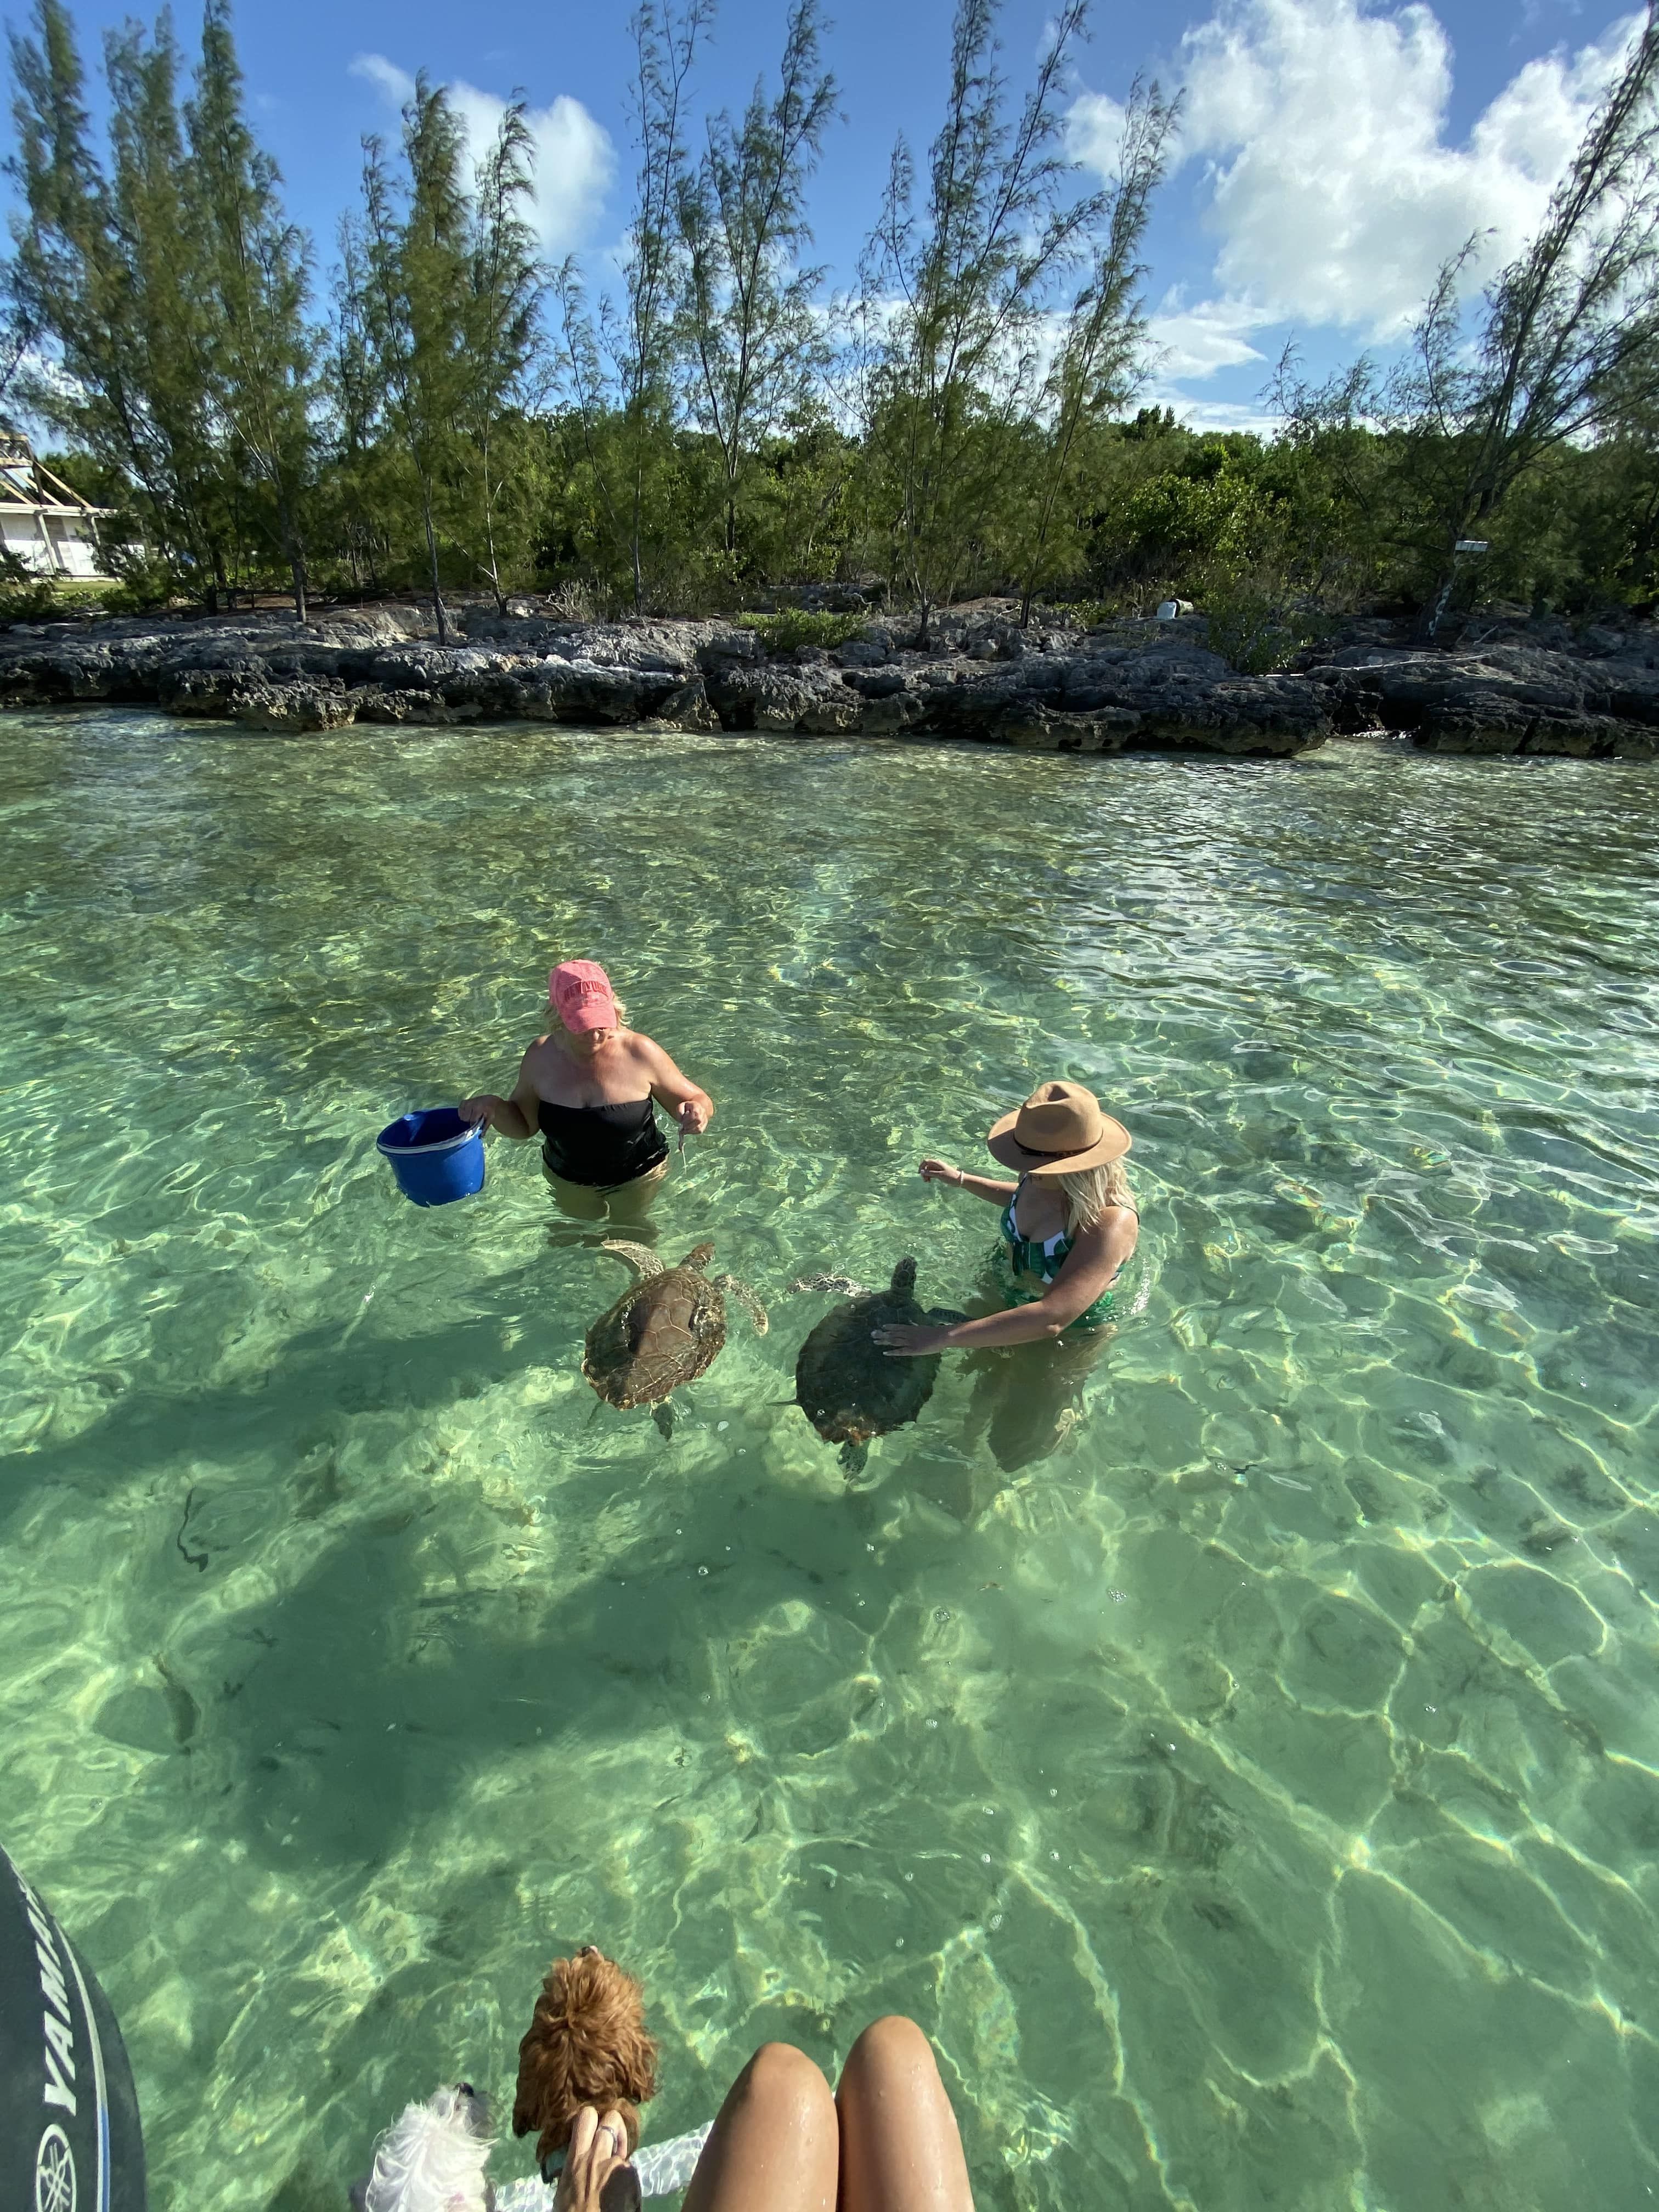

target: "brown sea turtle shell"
[792,1256,961,1472]
[582,1240,767,1434]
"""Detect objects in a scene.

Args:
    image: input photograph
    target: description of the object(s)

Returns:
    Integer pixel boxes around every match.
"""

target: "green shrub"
[1200,577,1334,674]
[100,549,184,614]
[0,549,59,623]
[735,608,866,655]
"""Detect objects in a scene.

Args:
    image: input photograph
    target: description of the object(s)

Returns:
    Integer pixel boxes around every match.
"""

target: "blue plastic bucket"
[376,1107,486,1207]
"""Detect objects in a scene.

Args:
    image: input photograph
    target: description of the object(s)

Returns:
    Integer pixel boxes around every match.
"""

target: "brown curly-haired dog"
[512,1946,659,2169]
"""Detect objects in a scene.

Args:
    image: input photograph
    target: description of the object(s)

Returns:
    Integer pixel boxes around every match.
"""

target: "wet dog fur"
[512,1946,659,2170]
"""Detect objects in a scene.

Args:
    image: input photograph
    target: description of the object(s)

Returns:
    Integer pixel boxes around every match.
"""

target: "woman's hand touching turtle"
[554,2106,641,2212]
[873,1321,955,1358]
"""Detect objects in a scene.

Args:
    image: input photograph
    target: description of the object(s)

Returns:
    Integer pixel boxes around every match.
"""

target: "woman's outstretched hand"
[919,1157,963,1186]
[874,1321,955,1358]
[554,2106,640,2212]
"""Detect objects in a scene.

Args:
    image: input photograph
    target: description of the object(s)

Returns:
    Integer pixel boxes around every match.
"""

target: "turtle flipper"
[926,1308,969,1328]
[600,1239,665,1280]
[788,1273,870,1297]
[652,1400,676,1440]
[713,1276,769,1336]
[839,1438,870,1476]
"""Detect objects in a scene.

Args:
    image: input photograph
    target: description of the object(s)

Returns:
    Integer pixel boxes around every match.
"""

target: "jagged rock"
[10,598,1651,760]
[841,666,909,700]
[702,661,845,731]
[232,680,356,733]
[1304,635,1659,755]
[636,678,721,733]
[350,687,458,726]
[1414,703,1655,758]
[990,702,1139,752]
[521,658,649,723]
[157,665,256,715]
[797,690,865,735]
[696,629,763,670]
[857,692,924,736]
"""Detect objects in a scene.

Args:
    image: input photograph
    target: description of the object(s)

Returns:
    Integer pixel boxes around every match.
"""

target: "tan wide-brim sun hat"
[986,1080,1132,1177]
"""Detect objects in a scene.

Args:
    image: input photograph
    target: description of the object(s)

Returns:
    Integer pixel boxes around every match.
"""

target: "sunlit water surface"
[2,713,1657,2212]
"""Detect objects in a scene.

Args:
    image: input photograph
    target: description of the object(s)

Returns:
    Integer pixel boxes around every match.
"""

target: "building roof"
[0,433,113,519]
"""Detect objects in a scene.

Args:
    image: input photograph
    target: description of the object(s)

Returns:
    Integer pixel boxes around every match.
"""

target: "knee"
[734,2041,834,2119]
[842,2013,936,2084]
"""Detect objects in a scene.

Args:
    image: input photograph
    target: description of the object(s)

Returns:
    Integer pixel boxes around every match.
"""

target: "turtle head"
[682,1242,716,1272]
[890,1256,918,1295]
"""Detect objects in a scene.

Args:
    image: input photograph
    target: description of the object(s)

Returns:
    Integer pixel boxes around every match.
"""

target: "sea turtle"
[583,1240,768,1437]
[792,1256,963,1474]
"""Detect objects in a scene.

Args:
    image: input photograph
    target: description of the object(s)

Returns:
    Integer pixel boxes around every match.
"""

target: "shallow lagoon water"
[2,711,1657,2211]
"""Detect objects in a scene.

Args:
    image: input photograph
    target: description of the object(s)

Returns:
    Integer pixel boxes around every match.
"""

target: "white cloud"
[1067,89,1128,176]
[1177,0,1642,336]
[350,53,415,110]
[1147,394,1284,432]
[1070,0,1644,382]
[1147,292,1272,379]
[349,54,615,256]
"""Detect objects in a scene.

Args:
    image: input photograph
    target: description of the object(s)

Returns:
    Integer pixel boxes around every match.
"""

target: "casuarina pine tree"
[185,0,320,619]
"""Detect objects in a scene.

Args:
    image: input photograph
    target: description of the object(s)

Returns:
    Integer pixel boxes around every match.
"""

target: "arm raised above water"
[920,1156,1016,1204]
[636,1033,714,1136]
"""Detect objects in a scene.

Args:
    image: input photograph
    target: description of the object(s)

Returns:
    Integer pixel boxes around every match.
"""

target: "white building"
[0,435,112,578]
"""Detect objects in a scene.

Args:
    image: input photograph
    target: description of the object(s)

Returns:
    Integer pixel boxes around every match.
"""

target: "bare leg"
[600,1156,668,1227]
[543,1159,668,1245]
[980,1325,1109,1473]
[682,2044,838,2212]
[543,1161,608,1222]
[543,1158,668,1227]
[836,2016,974,2212]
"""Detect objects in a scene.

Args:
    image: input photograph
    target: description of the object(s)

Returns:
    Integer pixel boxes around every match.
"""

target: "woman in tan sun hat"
[873,1081,1137,1358]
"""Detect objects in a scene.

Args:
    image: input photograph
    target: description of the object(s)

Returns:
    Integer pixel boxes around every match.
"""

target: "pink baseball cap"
[550,959,617,1032]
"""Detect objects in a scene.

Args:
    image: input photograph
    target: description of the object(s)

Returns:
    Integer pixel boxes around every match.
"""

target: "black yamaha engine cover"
[1,1846,146,2212]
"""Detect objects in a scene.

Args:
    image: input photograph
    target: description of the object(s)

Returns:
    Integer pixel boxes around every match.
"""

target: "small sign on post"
[1454,539,1489,554]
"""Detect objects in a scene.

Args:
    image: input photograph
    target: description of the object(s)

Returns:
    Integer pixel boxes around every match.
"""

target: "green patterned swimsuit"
[995,1177,1126,1331]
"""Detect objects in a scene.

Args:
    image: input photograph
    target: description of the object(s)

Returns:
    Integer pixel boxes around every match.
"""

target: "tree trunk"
[281,506,309,624]
[421,489,450,646]
[1416,572,1455,645]
[1415,532,1467,644]
[483,493,507,616]
[631,466,645,612]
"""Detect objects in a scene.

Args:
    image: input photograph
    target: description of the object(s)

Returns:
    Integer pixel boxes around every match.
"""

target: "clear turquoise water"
[2,712,1658,2212]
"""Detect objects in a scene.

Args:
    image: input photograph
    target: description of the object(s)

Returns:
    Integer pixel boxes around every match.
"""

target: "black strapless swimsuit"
[539,1096,669,1187]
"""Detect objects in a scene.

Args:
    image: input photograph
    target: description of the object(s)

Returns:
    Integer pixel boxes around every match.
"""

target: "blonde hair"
[1058,1158,1135,1233]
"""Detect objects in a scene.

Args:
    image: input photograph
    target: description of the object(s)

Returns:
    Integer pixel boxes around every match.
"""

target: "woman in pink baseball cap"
[460,961,714,1224]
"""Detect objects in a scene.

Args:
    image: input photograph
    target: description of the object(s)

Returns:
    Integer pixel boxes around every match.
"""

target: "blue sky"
[18,0,1645,430]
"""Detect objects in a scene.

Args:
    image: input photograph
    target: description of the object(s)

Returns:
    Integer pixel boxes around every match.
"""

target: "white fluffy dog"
[351,2078,704,2210]
[351,2084,509,2212]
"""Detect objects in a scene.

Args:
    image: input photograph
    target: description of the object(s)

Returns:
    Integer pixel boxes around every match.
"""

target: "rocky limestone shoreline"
[0,599,1654,759]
